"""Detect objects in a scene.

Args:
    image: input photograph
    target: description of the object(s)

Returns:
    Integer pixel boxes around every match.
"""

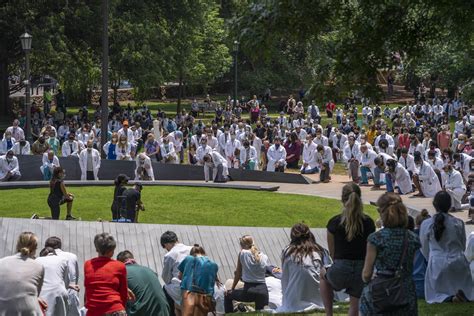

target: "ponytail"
[341,184,364,241]
[250,244,261,263]
[433,212,446,242]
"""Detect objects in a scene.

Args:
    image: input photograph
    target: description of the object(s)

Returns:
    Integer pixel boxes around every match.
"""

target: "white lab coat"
[398,154,416,174]
[55,249,80,316]
[0,137,16,154]
[302,142,319,171]
[78,148,101,180]
[102,141,118,160]
[195,145,212,165]
[456,153,473,181]
[0,155,20,179]
[342,143,360,163]
[35,254,69,316]
[11,141,31,155]
[318,146,334,171]
[416,161,441,197]
[420,215,474,303]
[331,134,348,150]
[204,151,229,181]
[61,141,80,157]
[41,153,60,176]
[374,134,395,153]
[135,155,155,181]
[206,135,219,150]
[267,145,287,172]
[5,126,25,141]
[224,139,241,158]
[160,142,178,164]
[116,143,132,161]
[408,143,424,156]
[117,128,135,144]
[360,149,378,174]
[444,169,466,209]
[239,146,258,169]
[217,132,230,155]
[313,136,329,147]
[390,163,412,194]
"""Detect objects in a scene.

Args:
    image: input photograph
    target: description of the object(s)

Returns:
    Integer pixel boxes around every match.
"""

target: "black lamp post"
[233,40,239,109]
[100,0,109,157]
[20,32,32,141]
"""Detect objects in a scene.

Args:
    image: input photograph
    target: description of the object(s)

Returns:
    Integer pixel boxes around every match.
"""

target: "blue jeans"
[386,173,394,192]
[373,166,386,185]
[301,166,319,174]
[360,166,371,184]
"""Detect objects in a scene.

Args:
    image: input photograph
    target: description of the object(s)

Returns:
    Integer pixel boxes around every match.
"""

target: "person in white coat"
[160,137,178,164]
[41,151,60,181]
[342,136,360,182]
[454,152,473,182]
[195,137,213,165]
[331,129,348,162]
[61,134,80,158]
[301,134,319,174]
[116,135,132,161]
[267,137,287,172]
[78,140,101,180]
[44,237,81,316]
[399,148,417,178]
[239,140,258,170]
[203,151,229,182]
[36,247,69,316]
[218,127,231,156]
[135,153,155,181]
[442,164,466,210]
[359,145,378,185]
[385,159,412,194]
[374,129,395,154]
[0,131,16,154]
[11,139,31,155]
[5,119,25,141]
[224,133,241,169]
[0,150,21,181]
[413,153,441,197]
[249,133,263,169]
[317,144,334,183]
[420,191,474,303]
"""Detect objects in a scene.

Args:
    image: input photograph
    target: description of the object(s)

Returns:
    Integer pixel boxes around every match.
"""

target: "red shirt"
[398,134,410,149]
[326,102,336,112]
[84,256,128,316]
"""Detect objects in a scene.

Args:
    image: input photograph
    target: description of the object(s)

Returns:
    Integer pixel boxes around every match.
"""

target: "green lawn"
[247,300,474,315]
[0,186,378,227]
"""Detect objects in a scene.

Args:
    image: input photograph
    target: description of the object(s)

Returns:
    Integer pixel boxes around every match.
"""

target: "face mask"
[87,147,93,150]
[121,140,127,144]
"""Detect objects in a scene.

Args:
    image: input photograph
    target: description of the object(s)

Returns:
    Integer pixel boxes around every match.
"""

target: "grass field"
[247,300,474,316]
[0,186,378,227]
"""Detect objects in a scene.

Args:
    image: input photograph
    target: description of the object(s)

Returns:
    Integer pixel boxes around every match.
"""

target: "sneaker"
[65,215,77,221]
[30,213,39,219]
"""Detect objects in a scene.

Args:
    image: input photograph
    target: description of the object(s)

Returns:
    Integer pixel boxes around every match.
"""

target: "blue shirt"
[108,143,117,160]
[178,256,218,295]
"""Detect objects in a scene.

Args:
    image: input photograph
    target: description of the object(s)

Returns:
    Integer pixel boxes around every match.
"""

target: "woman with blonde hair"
[116,134,132,161]
[360,193,420,315]
[321,183,375,316]
[0,232,46,314]
[224,235,269,313]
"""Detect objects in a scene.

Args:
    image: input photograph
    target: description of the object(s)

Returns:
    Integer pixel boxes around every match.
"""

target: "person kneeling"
[47,167,75,220]
[204,152,228,183]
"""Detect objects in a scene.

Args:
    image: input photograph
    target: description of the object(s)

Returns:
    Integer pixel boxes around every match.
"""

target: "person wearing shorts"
[47,167,75,220]
[321,183,375,316]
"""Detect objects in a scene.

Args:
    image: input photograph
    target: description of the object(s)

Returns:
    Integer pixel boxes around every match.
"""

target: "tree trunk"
[0,59,11,117]
[113,87,118,105]
[177,70,183,115]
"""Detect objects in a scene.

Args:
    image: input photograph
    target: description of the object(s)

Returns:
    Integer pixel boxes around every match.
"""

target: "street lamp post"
[100,0,109,158]
[20,32,32,141]
[233,40,239,109]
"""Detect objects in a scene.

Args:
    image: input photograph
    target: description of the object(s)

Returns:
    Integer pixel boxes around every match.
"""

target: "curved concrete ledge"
[14,155,312,184]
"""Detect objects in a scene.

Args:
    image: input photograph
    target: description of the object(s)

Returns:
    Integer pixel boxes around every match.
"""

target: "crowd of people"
[0,186,473,316]
[1,93,472,188]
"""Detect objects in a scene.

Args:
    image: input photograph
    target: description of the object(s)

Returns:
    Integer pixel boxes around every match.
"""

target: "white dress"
[420,215,474,303]
[36,254,70,316]
[277,250,324,312]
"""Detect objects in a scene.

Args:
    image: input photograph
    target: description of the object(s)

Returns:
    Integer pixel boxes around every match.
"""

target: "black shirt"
[123,188,141,212]
[326,214,376,260]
